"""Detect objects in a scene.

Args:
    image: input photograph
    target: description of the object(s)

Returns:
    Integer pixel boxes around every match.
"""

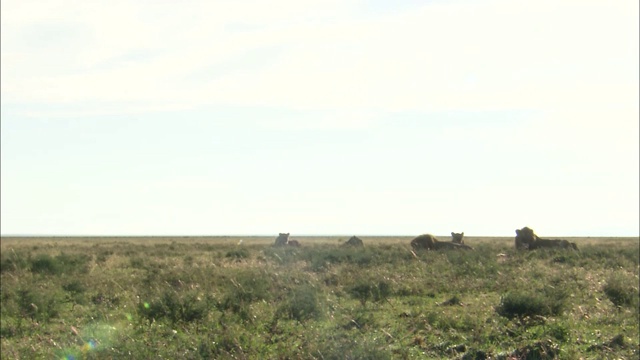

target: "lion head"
[451,232,465,244]
[410,234,437,250]
[274,233,290,246]
[515,227,538,250]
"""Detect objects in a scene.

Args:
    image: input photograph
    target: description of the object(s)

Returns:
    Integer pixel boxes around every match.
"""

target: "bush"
[496,289,567,319]
[262,246,300,265]
[62,280,87,306]
[441,295,462,306]
[546,323,570,342]
[30,253,91,275]
[225,248,250,260]
[17,288,60,322]
[91,292,120,307]
[221,270,271,304]
[96,250,112,264]
[0,251,29,273]
[139,290,210,324]
[277,284,322,322]
[217,270,272,321]
[604,274,639,309]
[129,257,146,269]
[342,309,377,330]
[62,280,86,294]
[348,280,392,307]
[30,254,61,275]
[55,252,91,272]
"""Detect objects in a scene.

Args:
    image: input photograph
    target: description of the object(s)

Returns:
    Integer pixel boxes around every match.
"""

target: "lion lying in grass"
[515,227,578,250]
[411,234,473,251]
[451,232,465,244]
[274,233,290,246]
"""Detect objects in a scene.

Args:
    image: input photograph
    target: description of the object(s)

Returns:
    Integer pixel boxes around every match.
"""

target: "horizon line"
[2,233,637,238]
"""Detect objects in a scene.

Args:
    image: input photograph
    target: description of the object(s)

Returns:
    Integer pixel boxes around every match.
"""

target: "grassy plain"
[1,235,638,359]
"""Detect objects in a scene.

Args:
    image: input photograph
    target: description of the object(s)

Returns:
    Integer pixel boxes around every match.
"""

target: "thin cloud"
[2,0,637,115]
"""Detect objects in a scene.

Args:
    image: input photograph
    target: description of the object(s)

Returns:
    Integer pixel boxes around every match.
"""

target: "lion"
[287,239,301,247]
[410,234,437,250]
[451,232,465,244]
[411,234,472,251]
[274,233,290,247]
[344,236,364,247]
[515,227,578,250]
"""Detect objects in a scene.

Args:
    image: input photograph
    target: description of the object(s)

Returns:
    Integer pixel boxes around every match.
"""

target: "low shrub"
[262,246,300,265]
[603,273,639,309]
[276,284,322,322]
[30,253,91,275]
[348,280,392,307]
[16,288,60,322]
[545,322,570,343]
[62,280,87,306]
[129,257,146,269]
[96,250,113,264]
[0,251,29,273]
[225,248,250,260]
[217,270,272,321]
[30,254,61,275]
[496,289,567,319]
[441,295,462,306]
[55,252,91,272]
[139,290,210,324]
[342,309,377,330]
[62,280,86,294]
[91,292,120,307]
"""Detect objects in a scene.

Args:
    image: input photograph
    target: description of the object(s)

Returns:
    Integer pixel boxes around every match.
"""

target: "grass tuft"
[277,284,322,322]
[496,289,567,319]
[603,273,639,309]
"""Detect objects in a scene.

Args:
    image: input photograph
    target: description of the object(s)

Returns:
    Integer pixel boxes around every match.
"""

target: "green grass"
[1,236,638,359]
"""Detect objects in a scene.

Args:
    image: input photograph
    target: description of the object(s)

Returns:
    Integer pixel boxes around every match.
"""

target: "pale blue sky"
[1,0,638,236]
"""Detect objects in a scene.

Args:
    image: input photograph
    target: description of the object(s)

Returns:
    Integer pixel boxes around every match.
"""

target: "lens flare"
[58,323,118,359]
[82,339,97,353]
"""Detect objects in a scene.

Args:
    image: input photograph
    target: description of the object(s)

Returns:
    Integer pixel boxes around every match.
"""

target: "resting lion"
[287,239,301,247]
[274,233,290,247]
[411,234,473,251]
[515,227,578,250]
[344,236,364,247]
[451,232,465,244]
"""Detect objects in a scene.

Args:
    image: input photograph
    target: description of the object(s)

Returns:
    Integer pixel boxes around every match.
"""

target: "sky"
[1,0,638,237]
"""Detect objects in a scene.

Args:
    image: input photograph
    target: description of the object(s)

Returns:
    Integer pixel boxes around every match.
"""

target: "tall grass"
[1,236,638,359]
